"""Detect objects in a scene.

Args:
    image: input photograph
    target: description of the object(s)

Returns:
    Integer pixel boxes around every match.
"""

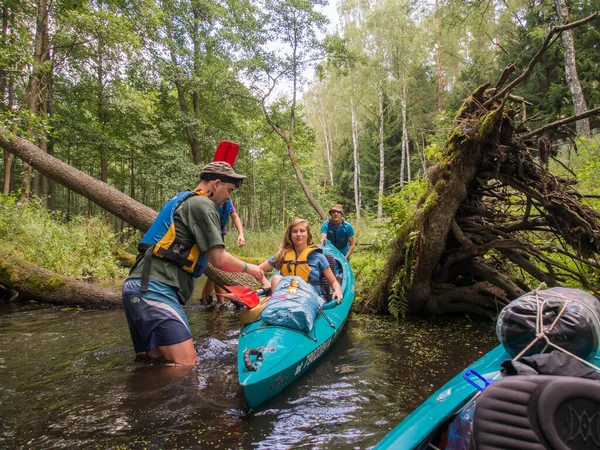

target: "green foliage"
[388,231,418,319]
[562,135,600,212]
[351,247,387,304]
[0,194,127,280]
[224,227,282,261]
[381,179,427,233]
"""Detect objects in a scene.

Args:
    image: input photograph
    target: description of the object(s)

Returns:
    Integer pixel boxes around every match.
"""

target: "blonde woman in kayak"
[259,219,342,303]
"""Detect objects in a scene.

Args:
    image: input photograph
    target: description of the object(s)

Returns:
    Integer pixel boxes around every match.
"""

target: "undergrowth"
[0,194,128,281]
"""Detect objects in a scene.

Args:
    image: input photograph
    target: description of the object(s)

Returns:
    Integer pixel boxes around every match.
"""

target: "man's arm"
[345,236,355,259]
[320,220,328,245]
[206,246,263,281]
[230,211,246,247]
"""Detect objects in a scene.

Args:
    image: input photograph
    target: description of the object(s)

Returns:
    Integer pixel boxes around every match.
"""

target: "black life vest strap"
[284,259,309,275]
[140,246,154,292]
[137,243,194,292]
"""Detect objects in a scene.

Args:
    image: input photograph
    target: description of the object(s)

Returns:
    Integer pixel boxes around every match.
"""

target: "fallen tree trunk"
[0,128,261,308]
[0,249,122,308]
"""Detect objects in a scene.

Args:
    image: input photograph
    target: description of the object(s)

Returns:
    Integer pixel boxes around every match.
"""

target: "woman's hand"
[332,286,342,304]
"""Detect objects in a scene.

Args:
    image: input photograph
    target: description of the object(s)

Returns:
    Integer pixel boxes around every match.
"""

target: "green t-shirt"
[129,194,224,302]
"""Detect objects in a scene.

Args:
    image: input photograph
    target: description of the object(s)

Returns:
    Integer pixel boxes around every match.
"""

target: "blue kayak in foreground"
[375,344,600,450]
[376,286,600,449]
[237,244,355,409]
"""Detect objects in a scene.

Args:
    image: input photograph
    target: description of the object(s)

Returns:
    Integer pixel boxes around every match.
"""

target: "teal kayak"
[237,244,355,409]
[375,344,600,449]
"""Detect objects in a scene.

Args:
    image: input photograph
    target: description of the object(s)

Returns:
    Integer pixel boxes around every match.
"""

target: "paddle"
[213,141,239,166]
[220,285,262,308]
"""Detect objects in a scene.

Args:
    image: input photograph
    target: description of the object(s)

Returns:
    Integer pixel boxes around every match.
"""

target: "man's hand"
[237,235,246,247]
[245,263,264,282]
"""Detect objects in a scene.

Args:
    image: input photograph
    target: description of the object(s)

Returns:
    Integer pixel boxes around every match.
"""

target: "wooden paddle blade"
[223,285,260,308]
[213,141,239,166]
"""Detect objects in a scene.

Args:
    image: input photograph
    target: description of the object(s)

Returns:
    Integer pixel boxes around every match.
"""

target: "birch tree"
[554,0,590,137]
[377,87,385,218]
[350,97,361,218]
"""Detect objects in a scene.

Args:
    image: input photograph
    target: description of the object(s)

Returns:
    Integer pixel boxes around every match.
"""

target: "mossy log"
[0,249,122,308]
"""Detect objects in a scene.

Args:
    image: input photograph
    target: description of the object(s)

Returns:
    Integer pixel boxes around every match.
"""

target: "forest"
[1,0,600,318]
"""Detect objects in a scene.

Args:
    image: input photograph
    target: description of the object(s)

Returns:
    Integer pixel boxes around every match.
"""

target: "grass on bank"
[0,194,130,281]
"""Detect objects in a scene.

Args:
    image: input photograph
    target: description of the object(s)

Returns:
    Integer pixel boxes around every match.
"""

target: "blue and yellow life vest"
[326,220,349,251]
[280,244,322,281]
[136,190,209,291]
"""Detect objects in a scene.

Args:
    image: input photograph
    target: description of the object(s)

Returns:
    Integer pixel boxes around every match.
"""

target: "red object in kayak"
[222,285,260,308]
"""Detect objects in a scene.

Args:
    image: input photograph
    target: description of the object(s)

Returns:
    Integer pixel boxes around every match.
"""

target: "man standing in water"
[320,204,355,260]
[122,161,264,366]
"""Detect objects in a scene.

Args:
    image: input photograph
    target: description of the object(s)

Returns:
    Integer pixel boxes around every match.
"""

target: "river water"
[0,301,497,449]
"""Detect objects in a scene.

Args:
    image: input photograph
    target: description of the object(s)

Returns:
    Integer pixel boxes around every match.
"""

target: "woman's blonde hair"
[274,218,313,269]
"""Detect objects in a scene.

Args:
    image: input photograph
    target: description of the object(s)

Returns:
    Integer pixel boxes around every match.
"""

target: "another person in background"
[320,204,355,260]
[201,198,246,304]
[259,219,342,304]
[121,161,264,366]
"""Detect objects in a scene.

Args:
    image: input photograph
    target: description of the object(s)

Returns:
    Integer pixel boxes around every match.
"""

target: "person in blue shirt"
[259,219,342,303]
[320,204,355,259]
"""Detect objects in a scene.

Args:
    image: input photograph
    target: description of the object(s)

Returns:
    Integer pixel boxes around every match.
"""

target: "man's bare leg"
[147,338,198,366]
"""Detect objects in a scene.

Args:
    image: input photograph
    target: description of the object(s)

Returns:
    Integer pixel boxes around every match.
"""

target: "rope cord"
[512,283,600,372]
[267,282,336,335]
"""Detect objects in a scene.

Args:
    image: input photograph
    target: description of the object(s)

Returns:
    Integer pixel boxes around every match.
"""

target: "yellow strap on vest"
[152,190,209,273]
[280,244,320,281]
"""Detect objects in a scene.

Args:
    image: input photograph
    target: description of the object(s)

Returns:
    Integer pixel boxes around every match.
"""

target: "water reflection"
[0,302,497,449]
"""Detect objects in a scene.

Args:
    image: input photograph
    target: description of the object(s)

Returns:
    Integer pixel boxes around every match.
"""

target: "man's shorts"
[122,278,192,353]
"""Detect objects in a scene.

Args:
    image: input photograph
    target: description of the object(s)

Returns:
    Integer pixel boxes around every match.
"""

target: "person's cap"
[329,204,344,214]
[200,161,246,187]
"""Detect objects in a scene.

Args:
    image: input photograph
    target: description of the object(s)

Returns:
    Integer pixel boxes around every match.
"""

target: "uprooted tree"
[368,14,600,319]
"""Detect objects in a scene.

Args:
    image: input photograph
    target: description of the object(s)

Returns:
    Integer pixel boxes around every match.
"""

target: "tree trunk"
[261,102,327,220]
[0,3,8,108]
[401,82,410,183]
[2,152,13,194]
[435,0,443,113]
[378,88,385,219]
[22,0,50,203]
[351,99,361,220]
[554,0,590,137]
[46,62,56,209]
[0,248,122,308]
[319,112,334,186]
[97,42,109,183]
[164,16,202,165]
